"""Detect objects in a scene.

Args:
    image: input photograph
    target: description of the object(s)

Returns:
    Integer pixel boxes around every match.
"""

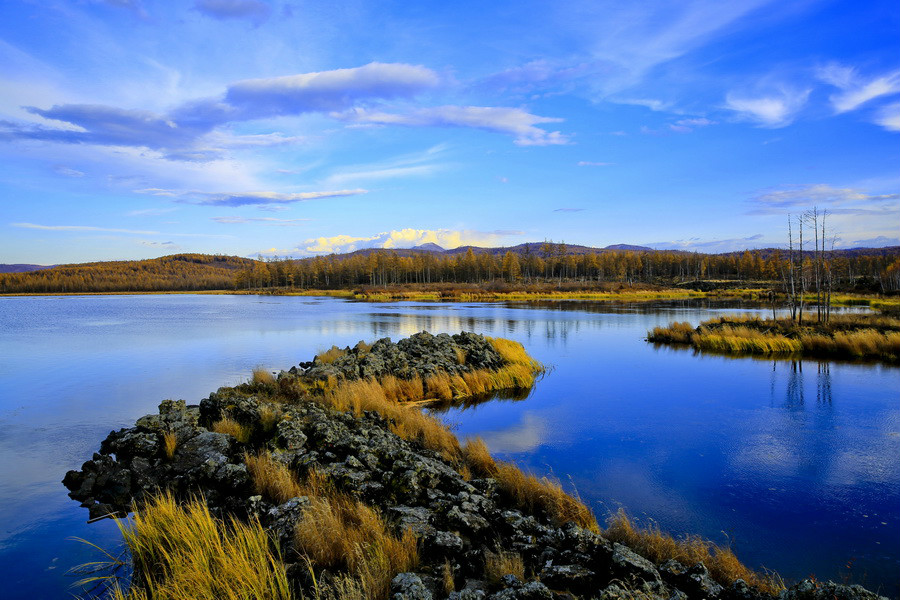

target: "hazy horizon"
[2,1,899,264]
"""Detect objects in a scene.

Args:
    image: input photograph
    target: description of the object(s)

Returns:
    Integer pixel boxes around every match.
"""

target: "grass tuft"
[252,367,276,386]
[316,346,347,364]
[212,417,251,443]
[245,452,303,503]
[293,470,419,600]
[162,431,177,461]
[605,509,784,596]
[111,491,292,599]
[493,462,598,532]
[484,550,525,585]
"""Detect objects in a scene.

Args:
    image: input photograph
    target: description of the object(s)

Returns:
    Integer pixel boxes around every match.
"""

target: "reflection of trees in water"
[358,311,600,349]
[773,359,832,409]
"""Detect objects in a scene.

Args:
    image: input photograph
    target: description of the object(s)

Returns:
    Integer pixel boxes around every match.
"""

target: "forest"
[0,254,255,293]
[2,244,898,295]
[231,244,900,294]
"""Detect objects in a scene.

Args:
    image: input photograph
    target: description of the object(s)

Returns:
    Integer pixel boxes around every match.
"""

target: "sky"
[1,0,899,264]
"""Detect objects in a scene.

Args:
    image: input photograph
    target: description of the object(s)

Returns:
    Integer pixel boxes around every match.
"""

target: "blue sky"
[1,0,898,264]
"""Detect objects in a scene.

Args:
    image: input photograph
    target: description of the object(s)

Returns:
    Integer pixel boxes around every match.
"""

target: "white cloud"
[749,183,900,212]
[577,161,613,167]
[874,102,900,132]
[817,63,900,113]
[226,63,440,117]
[724,87,810,128]
[297,228,517,255]
[648,234,766,253]
[336,106,569,146]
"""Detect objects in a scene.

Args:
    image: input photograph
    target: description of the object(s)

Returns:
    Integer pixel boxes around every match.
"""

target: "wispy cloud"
[554,208,584,212]
[577,161,613,167]
[212,216,311,225]
[3,63,440,161]
[336,106,569,146]
[139,240,180,249]
[54,165,85,177]
[748,183,900,213]
[850,236,899,248]
[12,222,158,234]
[816,63,900,113]
[194,0,271,24]
[127,207,178,217]
[874,102,900,132]
[648,234,765,253]
[135,187,368,207]
[225,63,440,118]
[725,87,810,128]
[669,117,716,133]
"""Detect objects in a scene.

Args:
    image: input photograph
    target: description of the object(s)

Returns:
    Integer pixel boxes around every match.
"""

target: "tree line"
[234,245,900,293]
[2,247,897,295]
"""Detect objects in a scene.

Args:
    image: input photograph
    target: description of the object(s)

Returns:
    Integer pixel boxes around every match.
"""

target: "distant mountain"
[0,264,53,273]
[411,243,445,252]
[603,244,654,252]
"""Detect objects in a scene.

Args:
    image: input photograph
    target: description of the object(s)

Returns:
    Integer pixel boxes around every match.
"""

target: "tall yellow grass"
[252,367,276,386]
[292,470,418,600]
[213,417,251,443]
[651,314,900,361]
[605,510,783,596]
[484,550,525,585]
[493,462,598,533]
[162,431,177,461]
[316,346,347,364]
[111,492,292,600]
[245,452,304,503]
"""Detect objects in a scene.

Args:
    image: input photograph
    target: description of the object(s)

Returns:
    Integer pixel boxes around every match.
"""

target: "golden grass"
[162,431,177,461]
[111,491,292,600]
[454,347,467,365]
[605,510,783,596]
[292,470,418,600]
[463,437,499,478]
[442,559,456,594]
[484,550,525,585]
[252,367,276,386]
[322,378,462,462]
[316,346,347,364]
[693,326,802,354]
[493,462,598,533]
[259,404,282,434]
[245,452,303,503]
[212,417,251,443]
[648,321,695,344]
[651,313,900,361]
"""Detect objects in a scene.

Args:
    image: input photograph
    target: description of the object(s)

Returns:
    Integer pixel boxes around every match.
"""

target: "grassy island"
[649,313,900,362]
[68,332,791,599]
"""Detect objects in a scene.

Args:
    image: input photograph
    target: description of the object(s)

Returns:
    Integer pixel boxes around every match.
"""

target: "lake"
[0,294,897,599]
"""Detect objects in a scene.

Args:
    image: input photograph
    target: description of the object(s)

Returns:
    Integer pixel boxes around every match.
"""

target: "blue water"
[0,295,897,598]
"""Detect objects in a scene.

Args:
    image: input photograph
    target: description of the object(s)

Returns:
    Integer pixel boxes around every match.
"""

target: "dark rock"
[391,572,433,600]
[780,579,889,600]
[539,563,595,594]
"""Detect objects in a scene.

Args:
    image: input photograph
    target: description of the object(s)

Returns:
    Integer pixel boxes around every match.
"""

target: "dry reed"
[162,431,177,461]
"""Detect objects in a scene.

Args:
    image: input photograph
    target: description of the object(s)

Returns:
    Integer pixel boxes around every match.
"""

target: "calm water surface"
[0,295,897,598]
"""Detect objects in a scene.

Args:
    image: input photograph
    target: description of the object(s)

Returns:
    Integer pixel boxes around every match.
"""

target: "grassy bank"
[649,313,900,362]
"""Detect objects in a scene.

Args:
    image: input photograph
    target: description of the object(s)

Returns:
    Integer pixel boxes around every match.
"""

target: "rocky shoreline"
[63,332,888,600]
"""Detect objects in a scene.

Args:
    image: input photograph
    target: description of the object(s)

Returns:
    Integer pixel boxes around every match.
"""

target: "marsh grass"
[484,550,525,585]
[493,462,598,533]
[110,491,292,600]
[649,314,900,361]
[605,510,784,596]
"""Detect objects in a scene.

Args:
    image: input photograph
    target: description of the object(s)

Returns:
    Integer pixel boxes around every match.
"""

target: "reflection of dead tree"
[816,362,832,405]
[785,360,804,409]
